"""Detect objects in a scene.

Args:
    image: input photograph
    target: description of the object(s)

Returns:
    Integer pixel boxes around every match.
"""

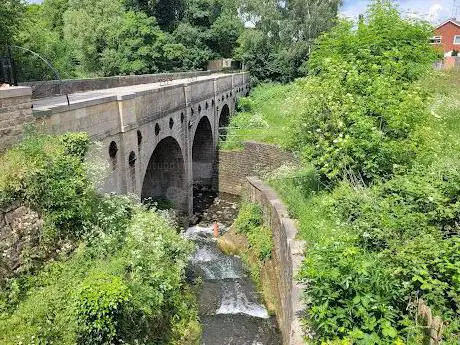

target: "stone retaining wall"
[0,204,43,279]
[218,141,297,195]
[246,176,305,345]
[22,71,214,99]
[0,86,34,152]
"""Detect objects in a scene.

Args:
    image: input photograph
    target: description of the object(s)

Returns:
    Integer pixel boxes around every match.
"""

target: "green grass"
[221,83,302,150]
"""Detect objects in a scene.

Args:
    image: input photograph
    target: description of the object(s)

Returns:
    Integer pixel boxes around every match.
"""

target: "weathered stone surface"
[0,86,33,152]
[2,73,250,219]
[0,205,43,277]
[246,177,306,345]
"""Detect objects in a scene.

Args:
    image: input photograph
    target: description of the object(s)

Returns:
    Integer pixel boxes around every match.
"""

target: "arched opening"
[141,137,186,211]
[108,141,118,171]
[218,104,230,141]
[137,131,142,146]
[192,117,214,188]
[109,141,118,158]
[192,116,217,220]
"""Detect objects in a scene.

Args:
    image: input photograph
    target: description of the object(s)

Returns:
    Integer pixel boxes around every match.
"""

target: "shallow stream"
[184,192,281,345]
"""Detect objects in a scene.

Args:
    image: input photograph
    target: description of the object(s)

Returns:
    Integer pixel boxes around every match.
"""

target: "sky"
[341,0,458,23]
[26,0,459,24]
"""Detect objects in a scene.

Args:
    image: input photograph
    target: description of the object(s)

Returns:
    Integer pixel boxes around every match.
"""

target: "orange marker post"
[213,223,219,238]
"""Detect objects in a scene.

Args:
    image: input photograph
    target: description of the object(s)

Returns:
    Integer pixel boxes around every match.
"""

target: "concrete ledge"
[246,176,305,345]
[0,86,32,99]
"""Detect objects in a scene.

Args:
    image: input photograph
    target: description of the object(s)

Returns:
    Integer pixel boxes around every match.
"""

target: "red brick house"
[431,18,460,57]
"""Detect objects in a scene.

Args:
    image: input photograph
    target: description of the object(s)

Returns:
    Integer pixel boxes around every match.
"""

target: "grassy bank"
[220,83,303,150]
[226,66,460,344]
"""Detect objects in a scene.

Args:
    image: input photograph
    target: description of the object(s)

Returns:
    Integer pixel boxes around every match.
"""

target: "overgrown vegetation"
[236,0,341,83]
[234,203,273,263]
[229,202,276,311]
[0,133,200,344]
[226,1,460,343]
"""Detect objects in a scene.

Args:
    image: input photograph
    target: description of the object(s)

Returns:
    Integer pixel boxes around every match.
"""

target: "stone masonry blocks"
[218,141,298,195]
[246,176,306,345]
[0,87,33,152]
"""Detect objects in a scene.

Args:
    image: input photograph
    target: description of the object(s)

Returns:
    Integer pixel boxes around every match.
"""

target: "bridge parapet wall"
[215,75,234,94]
[21,71,215,99]
[35,96,122,139]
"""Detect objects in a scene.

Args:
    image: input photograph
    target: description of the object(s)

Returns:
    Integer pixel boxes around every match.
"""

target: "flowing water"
[184,192,281,345]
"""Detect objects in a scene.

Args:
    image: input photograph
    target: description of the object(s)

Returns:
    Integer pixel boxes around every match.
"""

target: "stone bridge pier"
[5,72,250,217]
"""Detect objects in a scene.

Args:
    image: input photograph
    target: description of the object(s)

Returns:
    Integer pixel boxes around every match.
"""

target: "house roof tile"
[436,18,460,29]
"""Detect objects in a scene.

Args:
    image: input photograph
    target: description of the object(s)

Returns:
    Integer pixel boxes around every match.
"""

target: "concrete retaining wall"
[0,86,34,152]
[22,71,214,99]
[246,177,305,345]
[218,141,297,195]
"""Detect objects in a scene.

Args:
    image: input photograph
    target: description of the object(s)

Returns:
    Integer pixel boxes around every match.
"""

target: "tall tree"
[15,4,76,81]
[100,11,166,75]
[236,0,341,83]
[124,0,185,31]
[63,0,125,76]
[41,0,70,36]
[0,0,25,47]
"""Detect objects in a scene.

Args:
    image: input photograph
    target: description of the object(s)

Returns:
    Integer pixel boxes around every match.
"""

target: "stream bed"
[184,192,281,345]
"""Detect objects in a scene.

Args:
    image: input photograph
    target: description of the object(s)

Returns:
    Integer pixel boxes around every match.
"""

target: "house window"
[430,36,442,44]
[454,35,460,45]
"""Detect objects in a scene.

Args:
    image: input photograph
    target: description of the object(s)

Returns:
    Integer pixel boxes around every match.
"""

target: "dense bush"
[0,133,199,344]
[288,1,440,185]
[0,205,197,344]
[0,132,94,241]
[234,202,262,234]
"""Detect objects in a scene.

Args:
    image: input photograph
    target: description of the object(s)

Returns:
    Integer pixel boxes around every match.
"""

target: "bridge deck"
[32,73,228,113]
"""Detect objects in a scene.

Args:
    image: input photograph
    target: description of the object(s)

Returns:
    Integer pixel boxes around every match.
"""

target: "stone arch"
[141,136,186,211]
[218,104,231,141]
[192,116,215,189]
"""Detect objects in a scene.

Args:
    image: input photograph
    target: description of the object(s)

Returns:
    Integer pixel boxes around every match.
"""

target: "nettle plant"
[289,0,440,186]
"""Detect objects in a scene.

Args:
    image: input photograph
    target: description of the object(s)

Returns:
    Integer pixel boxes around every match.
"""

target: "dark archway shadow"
[141,136,186,212]
[192,116,217,220]
[193,116,214,189]
[218,104,230,141]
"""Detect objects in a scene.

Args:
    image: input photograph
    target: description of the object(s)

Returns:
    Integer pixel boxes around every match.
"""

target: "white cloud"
[340,0,454,24]
[428,3,445,22]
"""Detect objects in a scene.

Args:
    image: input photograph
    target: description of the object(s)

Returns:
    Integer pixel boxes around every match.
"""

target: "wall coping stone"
[246,176,306,345]
[0,86,32,99]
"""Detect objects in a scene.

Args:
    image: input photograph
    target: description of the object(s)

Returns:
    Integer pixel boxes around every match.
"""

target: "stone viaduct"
[0,72,250,216]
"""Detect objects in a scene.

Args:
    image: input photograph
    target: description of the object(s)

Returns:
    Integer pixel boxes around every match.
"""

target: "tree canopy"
[2,0,340,82]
